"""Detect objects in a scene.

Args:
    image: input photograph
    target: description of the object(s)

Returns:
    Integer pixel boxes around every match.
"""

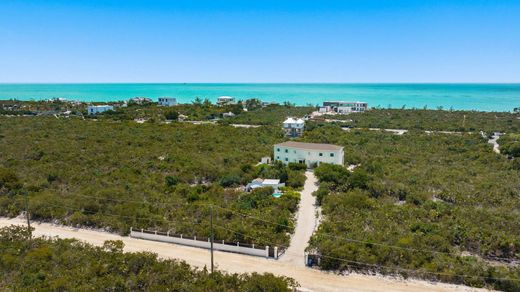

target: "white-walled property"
[322,101,368,113]
[274,141,344,167]
[158,97,177,106]
[87,105,114,115]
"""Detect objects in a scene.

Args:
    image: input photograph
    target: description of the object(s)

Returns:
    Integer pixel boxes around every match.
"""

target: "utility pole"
[23,189,32,240]
[210,205,214,273]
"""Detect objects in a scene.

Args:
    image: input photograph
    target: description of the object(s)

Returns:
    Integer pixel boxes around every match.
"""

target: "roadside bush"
[0,226,296,291]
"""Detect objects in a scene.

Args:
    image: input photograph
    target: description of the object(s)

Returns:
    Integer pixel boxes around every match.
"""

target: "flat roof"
[324,101,367,104]
[262,179,281,184]
[275,141,343,151]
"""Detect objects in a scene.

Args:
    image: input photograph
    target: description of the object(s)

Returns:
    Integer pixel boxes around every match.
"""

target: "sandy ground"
[280,171,319,266]
[0,218,483,292]
[230,124,262,128]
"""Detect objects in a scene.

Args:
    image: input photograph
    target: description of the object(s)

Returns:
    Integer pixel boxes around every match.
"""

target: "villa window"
[330,153,334,157]
[319,153,323,157]
[277,148,280,152]
[285,149,288,153]
[285,158,288,162]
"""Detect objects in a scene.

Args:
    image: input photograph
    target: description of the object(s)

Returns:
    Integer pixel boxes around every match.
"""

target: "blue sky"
[0,0,519,83]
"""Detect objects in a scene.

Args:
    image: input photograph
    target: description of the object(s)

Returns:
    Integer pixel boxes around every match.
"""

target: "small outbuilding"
[260,156,271,164]
[246,178,285,192]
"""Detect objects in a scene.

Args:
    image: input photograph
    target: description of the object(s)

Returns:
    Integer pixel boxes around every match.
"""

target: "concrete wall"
[130,229,276,259]
[274,145,344,167]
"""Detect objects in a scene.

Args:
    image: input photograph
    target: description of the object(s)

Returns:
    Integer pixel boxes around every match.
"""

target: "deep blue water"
[0,83,519,111]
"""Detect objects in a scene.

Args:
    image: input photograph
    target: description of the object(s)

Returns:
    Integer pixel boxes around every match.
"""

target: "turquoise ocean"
[0,83,519,112]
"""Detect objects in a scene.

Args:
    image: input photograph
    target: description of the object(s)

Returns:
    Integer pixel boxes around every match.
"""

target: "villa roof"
[275,141,343,151]
[283,117,304,124]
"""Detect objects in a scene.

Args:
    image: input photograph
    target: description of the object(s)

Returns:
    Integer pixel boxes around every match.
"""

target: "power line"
[26,194,520,264]
[18,200,520,284]
[211,203,519,262]
[212,223,520,283]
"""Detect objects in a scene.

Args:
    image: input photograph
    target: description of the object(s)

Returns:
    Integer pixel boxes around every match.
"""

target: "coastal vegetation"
[0,225,296,291]
[303,125,520,290]
[0,99,313,126]
[0,117,302,246]
[324,108,520,133]
[223,104,314,125]
[3,105,520,289]
[499,133,520,158]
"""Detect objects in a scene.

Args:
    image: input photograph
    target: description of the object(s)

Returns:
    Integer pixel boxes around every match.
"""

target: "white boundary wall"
[130,229,276,259]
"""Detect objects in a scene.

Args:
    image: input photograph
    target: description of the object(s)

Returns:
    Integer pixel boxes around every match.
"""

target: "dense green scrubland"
[0,99,313,125]
[223,105,314,125]
[327,109,520,133]
[303,124,520,290]
[2,105,520,290]
[499,133,520,159]
[0,117,302,246]
[0,226,295,291]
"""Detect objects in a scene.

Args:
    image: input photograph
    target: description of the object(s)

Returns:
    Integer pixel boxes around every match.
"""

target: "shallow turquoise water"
[0,83,519,111]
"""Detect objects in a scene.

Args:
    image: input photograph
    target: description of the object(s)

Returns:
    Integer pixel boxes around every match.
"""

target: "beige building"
[274,141,344,167]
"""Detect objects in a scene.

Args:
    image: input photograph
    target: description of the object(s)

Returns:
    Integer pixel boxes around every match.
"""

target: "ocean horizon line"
[1,82,520,85]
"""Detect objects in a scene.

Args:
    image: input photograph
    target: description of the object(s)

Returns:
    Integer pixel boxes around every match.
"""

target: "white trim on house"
[274,141,344,167]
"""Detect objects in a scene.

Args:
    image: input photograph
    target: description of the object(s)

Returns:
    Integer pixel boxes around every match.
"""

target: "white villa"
[274,141,344,167]
[87,105,114,115]
[217,96,236,106]
[283,117,305,138]
[158,97,177,106]
[321,101,368,114]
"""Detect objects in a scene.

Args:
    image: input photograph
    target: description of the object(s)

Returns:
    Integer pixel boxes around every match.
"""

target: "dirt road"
[0,217,479,292]
[280,171,319,266]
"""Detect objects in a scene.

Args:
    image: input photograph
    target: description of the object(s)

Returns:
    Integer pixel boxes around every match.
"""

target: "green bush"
[0,226,296,291]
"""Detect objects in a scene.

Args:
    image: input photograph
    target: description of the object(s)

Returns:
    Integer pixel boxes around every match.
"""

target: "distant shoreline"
[0,83,518,112]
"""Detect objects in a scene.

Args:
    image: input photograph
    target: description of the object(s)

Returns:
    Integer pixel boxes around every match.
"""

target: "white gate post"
[274,247,278,259]
[265,246,269,258]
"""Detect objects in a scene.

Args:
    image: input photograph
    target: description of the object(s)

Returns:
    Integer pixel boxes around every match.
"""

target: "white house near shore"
[321,101,368,114]
[158,97,177,106]
[87,105,114,115]
[274,141,344,167]
[217,96,236,106]
[283,117,305,138]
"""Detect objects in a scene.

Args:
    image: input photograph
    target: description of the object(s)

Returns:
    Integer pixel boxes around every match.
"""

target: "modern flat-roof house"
[283,117,305,138]
[87,105,114,115]
[129,97,152,105]
[322,101,368,113]
[274,141,344,167]
[216,96,236,106]
[158,97,177,106]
